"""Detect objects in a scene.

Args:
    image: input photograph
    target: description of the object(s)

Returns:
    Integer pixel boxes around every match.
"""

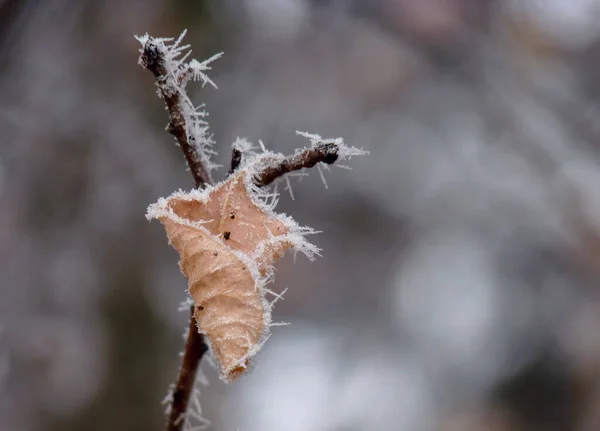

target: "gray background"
[3,1,600,430]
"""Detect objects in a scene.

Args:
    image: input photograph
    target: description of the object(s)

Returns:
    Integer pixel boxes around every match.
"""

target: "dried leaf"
[147,170,318,381]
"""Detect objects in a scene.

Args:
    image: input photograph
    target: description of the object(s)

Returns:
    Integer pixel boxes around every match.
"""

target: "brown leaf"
[147,171,318,381]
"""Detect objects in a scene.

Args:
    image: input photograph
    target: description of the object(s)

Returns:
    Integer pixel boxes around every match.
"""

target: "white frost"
[295,130,369,159]
[232,137,257,155]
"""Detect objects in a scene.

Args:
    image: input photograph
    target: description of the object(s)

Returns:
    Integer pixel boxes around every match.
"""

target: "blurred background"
[5,0,600,430]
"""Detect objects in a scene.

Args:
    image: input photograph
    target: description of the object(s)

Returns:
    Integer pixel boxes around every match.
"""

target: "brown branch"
[255,142,339,186]
[168,306,209,430]
[138,39,212,431]
[138,41,212,188]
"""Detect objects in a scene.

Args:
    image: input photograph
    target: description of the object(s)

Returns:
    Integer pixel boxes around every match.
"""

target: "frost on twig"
[254,131,368,186]
[164,362,211,431]
[229,138,255,174]
[182,367,211,431]
[135,30,223,188]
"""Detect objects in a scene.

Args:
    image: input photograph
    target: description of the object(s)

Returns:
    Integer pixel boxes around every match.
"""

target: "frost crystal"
[296,130,369,159]
[232,137,257,155]
[182,372,211,431]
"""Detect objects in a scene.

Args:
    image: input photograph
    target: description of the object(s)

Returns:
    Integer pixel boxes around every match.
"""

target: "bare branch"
[166,306,209,431]
[137,36,213,188]
[255,142,340,186]
[229,147,242,175]
[137,32,214,431]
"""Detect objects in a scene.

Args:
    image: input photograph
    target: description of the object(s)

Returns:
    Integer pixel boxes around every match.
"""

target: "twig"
[255,142,340,186]
[138,36,213,431]
[138,38,212,188]
[169,307,209,430]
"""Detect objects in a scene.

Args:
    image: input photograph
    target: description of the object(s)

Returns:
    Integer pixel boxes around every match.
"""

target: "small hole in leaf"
[223,231,231,240]
[230,214,235,219]
[196,305,204,311]
[213,251,218,256]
